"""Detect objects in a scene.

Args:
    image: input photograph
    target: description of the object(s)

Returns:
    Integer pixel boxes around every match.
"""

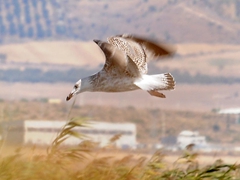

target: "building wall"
[177,130,207,149]
[0,120,137,148]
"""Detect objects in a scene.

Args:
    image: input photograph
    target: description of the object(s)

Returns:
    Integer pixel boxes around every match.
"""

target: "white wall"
[3,120,137,148]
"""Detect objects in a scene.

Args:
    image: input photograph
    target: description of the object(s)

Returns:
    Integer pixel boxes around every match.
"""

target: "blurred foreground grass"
[0,118,239,180]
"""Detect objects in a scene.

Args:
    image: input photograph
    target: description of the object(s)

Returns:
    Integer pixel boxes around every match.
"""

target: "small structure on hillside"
[218,108,240,115]
[0,120,137,149]
[48,98,62,104]
[218,108,240,124]
[177,130,207,150]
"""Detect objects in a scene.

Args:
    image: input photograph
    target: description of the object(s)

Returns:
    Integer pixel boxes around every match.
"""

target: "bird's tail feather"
[134,73,175,98]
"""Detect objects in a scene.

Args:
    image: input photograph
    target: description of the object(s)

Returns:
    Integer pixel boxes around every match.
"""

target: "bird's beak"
[66,93,73,101]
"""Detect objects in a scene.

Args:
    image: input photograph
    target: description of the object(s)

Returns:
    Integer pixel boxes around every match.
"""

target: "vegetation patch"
[0,118,239,180]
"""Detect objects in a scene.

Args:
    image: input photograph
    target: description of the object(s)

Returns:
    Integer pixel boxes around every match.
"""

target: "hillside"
[1,0,240,81]
[0,0,240,44]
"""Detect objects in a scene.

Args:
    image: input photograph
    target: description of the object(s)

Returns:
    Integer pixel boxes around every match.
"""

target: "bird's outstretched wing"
[116,34,175,60]
[94,34,175,76]
[93,40,140,77]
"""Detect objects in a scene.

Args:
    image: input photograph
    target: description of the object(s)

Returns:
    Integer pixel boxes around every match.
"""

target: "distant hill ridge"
[0,0,240,44]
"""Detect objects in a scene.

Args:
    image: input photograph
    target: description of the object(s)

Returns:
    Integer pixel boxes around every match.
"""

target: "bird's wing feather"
[93,40,140,77]
[116,34,175,61]
[125,55,140,77]
[107,36,148,74]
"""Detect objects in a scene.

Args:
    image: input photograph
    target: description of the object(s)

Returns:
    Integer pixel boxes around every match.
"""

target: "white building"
[177,130,207,150]
[218,108,240,124]
[0,120,137,149]
[218,108,240,115]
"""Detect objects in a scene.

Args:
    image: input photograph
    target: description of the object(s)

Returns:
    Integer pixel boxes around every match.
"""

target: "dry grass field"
[159,43,240,77]
[0,41,102,66]
[1,41,239,77]
[0,144,238,168]
[0,122,239,180]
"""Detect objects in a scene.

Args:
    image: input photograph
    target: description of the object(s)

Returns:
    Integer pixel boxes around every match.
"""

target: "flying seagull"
[66,34,175,101]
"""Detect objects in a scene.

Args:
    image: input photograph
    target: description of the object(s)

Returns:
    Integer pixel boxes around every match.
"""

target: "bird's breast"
[92,76,139,92]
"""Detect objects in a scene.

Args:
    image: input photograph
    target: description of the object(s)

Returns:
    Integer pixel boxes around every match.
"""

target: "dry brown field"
[0,145,238,167]
[0,41,240,77]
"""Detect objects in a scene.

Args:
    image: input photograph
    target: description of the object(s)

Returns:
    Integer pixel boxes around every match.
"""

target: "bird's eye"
[74,84,78,89]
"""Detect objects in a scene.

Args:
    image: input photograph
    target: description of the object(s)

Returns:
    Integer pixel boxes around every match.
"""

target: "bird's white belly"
[93,77,139,92]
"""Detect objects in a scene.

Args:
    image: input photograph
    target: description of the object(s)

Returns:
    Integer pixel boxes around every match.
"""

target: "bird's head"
[66,79,82,101]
